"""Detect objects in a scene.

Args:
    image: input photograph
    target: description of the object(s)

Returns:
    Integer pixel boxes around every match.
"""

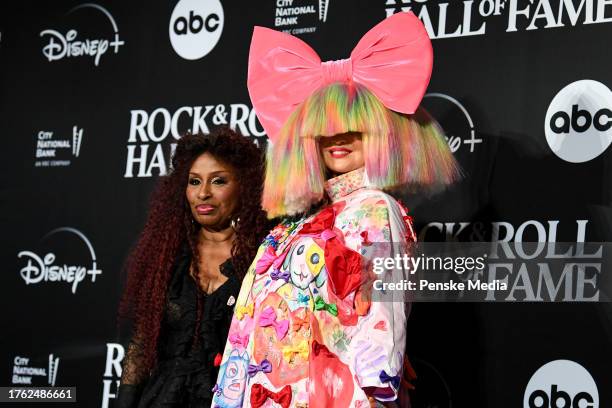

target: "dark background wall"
[1,1,611,407]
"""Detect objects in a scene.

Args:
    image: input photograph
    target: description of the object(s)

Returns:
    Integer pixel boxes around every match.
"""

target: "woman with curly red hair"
[116,127,270,407]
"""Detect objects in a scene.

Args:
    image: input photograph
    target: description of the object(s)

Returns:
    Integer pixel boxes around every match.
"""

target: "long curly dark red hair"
[119,127,269,375]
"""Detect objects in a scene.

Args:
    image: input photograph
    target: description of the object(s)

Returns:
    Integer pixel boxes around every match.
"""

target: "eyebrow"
[188,170,231,177]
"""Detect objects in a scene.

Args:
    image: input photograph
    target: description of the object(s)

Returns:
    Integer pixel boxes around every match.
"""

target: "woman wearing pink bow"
[212,12,459,408]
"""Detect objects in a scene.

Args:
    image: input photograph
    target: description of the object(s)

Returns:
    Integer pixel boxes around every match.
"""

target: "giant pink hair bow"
[247,11,433,142]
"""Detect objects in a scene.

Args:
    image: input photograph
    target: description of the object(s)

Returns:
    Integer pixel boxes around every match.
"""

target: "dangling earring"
[230,217,240,230]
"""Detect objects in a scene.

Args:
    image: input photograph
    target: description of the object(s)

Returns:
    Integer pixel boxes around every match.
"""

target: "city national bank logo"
[18,227,102,294]
[124,104,265,178]
[275,0,330,35]
[524,360,599,407]
[12,355,59,386]
[545,79,612,163]
[40,3,125,66]
[385,0,612,39]
[422,93,482,154]
[169,0,224,60]
[34,126,84,168]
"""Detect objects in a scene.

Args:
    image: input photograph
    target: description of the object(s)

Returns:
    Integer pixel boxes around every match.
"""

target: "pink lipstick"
[196,204,215,214]
[328,147,351,158]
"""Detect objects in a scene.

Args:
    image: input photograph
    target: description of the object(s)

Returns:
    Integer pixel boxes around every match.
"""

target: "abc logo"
[169,0,224,60]
[528,385,594,408]
[550,105,612,134]
[544,80,612,163]
[524,360,598,408]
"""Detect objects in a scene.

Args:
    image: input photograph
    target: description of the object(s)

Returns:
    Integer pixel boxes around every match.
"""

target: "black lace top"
[117,253,240,408]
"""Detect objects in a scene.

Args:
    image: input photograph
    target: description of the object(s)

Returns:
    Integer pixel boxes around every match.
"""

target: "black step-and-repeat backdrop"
[2,1,611,407]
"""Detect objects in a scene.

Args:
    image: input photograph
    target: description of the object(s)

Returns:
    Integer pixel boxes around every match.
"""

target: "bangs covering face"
[262,82,460,218]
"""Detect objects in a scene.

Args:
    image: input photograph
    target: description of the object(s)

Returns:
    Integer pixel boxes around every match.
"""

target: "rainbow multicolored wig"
[247,12,460,217]
[262,82,460,218]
